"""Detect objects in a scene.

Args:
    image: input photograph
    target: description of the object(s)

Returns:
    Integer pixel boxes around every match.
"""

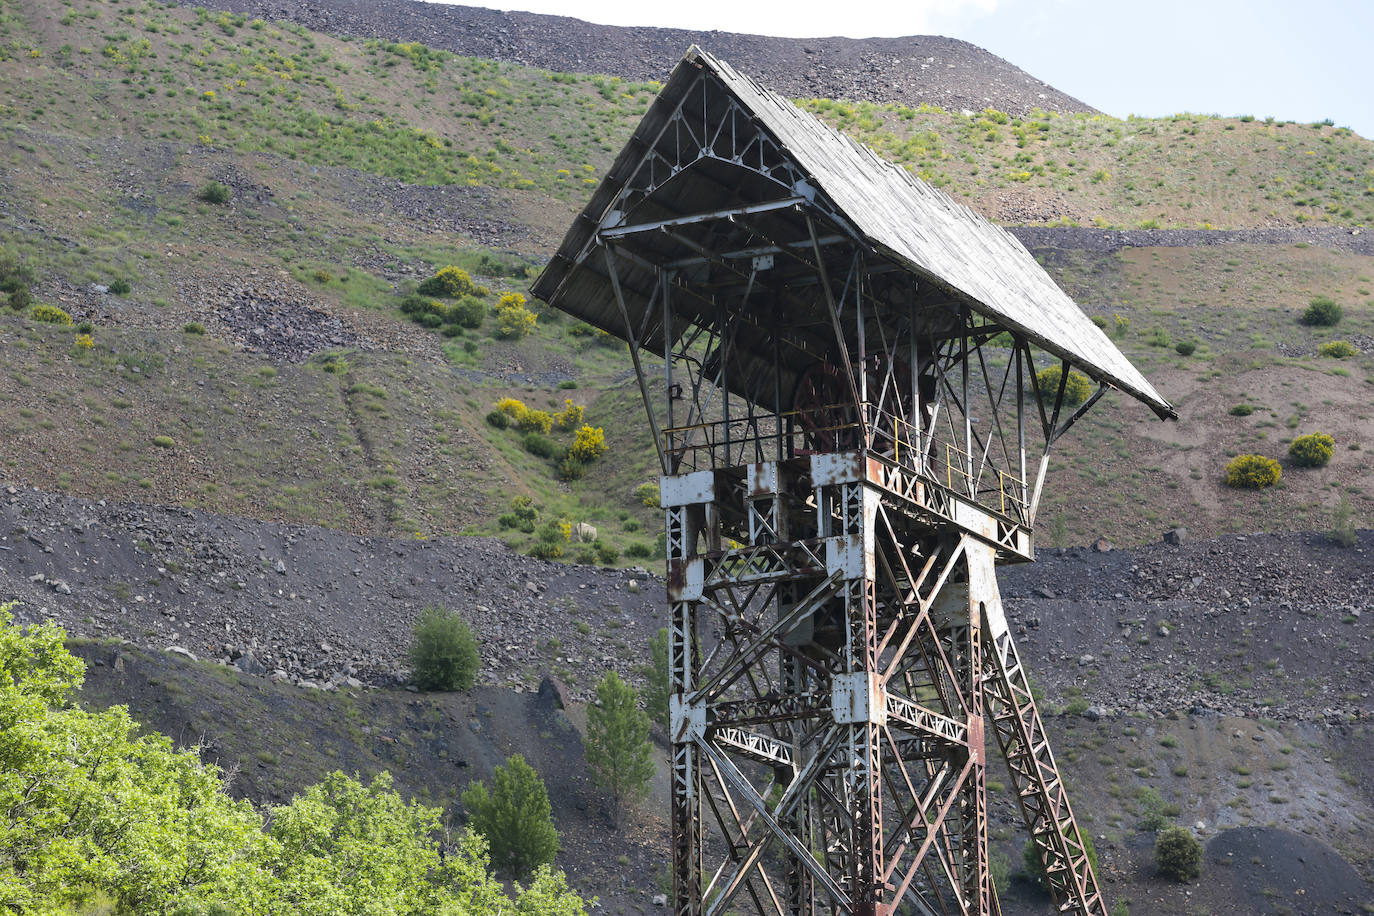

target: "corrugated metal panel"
[532,47,1174,420]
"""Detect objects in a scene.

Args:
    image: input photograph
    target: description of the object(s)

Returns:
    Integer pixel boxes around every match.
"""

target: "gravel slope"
[165,0,1095,116]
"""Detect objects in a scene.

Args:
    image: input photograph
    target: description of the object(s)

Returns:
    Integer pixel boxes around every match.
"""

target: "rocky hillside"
[1,0,1373,909]
[162,0,1095,116]
[7,479,1364,913]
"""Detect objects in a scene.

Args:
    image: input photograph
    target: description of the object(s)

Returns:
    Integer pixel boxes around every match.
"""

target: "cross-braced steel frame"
[546,64,1114,916]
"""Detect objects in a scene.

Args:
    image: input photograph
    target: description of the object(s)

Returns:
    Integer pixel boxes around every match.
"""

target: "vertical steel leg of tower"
[663,456,1106,916]
[978,544,1106,914]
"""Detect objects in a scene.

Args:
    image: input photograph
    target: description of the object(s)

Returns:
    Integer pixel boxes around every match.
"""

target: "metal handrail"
[663,403,1028,520]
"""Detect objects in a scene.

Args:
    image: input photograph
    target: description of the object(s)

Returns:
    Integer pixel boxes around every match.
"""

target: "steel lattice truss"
[533,47,1171,916]
[661,456,1103,916]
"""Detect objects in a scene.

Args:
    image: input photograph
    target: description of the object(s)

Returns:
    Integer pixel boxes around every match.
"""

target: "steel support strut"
[663,456,1106,916]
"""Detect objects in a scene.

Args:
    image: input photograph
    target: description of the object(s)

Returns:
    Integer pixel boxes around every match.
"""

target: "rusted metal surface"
[528,46,1166,916]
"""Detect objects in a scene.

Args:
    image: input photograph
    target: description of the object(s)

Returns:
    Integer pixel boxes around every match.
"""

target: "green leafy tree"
[640,628,671,731]
[0,602,587,914]
[461,754,560,877]
[586,671,654,825]
[271,771,479,916]
[0,601,270,913]
[408,605,480,691]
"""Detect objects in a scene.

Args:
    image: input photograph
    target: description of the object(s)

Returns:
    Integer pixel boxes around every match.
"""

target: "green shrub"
[634,482,660,507]
[30,303,73,325]
[152,435,175,449]
[1228,404,1254,417]
[1174,339,1196,356]
[198,180,231,204]
[593,541,619,565]
[449,295,486,328]
[1035,365,1093,406]
[485,409,509,429]
[407,605,480,691]
[7,285,32,311]
[522,432,559,459]
[0,249,34,295]
[1090,315,1108,330]
[183,322,206,335]
[1136,786,1181,832]
[1146,327,1172,348]
[1288,432,1334,468]
[498,496,538,532]
[108,278,131,296]
[1300,296,1343,326]
[1154,826,1202,881]
[1225,454,1281,489]
[417,312,443,329]
[494,292,537,339]
[461,754,559,877]
[555,454,586,481]
[399,293,443,318]
[417,266,487,299]
[625,542,654,559]
[1318,340,1356,358]
[75,321,94,334]
[528,542,563,559]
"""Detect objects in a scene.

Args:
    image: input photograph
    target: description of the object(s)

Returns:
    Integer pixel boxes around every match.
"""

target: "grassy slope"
[799,98,1374,229]
[0,0,1371,550]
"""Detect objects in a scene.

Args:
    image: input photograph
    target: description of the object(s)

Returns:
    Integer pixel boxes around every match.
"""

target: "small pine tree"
[586,671,654,825]
[1154,826,1202,882]
[408,606,480,691]
[640,628,670,732]
[461,755,559,877]
[1330,495,1358,547]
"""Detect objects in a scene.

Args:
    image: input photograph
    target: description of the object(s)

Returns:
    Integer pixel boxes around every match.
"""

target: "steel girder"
[663,454,1106,916]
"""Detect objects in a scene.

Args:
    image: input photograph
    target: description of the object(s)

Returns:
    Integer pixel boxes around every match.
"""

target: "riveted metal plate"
[832,671,886,725]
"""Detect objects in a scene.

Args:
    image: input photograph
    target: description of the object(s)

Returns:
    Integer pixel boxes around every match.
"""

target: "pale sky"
[432,0,1372,140]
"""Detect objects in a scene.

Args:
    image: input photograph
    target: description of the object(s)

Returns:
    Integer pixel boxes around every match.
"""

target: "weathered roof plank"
[533,46,1174,420]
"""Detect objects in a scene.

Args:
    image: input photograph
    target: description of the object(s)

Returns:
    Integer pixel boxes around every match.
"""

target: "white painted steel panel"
[660,469,715,507]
